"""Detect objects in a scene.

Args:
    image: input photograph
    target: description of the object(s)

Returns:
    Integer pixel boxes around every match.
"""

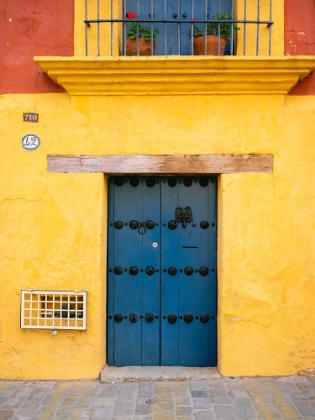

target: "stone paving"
[0,375,315,420]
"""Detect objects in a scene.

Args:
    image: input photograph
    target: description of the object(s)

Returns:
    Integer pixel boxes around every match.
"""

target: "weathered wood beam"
[47,154,273,174]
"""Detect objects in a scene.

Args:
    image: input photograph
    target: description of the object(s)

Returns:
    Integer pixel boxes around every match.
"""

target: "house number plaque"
[22,134,40,151]
[23,113,39,122]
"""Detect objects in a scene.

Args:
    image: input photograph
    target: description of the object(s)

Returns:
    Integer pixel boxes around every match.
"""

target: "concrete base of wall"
[100,366,221,383]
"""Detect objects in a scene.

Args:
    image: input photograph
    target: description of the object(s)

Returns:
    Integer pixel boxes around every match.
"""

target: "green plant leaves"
[188,13,239,40]
[126,22,159,41]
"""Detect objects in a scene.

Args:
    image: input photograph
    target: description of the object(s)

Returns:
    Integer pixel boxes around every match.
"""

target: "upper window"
[84,0,274,56]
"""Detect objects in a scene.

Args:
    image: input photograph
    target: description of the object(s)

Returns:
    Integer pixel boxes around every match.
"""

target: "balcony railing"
[84,0,274,57]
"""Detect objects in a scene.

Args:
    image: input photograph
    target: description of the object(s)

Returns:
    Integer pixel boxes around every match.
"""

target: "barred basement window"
[20,290,88,331]
[84,0,273,56]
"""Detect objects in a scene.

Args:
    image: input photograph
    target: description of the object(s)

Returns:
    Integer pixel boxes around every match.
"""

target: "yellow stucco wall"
[1,92,315,379]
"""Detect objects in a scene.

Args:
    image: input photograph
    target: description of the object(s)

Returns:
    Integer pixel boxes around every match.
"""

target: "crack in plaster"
[0,198,41,204]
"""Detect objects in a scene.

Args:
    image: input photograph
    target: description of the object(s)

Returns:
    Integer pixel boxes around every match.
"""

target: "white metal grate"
[20,290,88,330]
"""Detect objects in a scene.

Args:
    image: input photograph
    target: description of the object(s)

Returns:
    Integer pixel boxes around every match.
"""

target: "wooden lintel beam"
[47,154,273,175]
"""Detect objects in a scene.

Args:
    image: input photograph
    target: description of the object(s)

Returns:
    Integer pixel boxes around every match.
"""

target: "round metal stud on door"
[114,178,124,187]
[168,178,177,187]
[129,220,139,229]
[183,178,192,187]
[184,266,193,276]
[199,178,209,187]
[145,266,155,275]
[200,221,209,229]
[114,313,123,322]
[200,314,209,323]
[129,313,138,322]
[114,266,123,275]
[145,313,154,322]
[168,313,177,323]
[130,177,139,187]
[168,267,177,276]
[184,313,194,323]
[146,220,155,229]
[199,266,209,276]
[168,220,177,230]
[114,221,123,229]
[129,266,139,275]
[146,178,155,187]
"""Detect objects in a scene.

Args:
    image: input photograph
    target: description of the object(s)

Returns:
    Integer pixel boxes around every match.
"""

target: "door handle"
[175,206,193,228]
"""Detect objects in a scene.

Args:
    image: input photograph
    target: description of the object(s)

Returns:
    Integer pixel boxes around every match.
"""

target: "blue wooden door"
[107,176,217,366]
[124,0,232,55]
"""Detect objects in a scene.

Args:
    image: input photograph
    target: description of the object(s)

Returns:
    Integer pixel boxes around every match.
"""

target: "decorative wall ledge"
[35,56,315,96]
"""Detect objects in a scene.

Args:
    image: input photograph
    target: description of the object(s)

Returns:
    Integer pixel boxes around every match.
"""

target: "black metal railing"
[84,0,273,56]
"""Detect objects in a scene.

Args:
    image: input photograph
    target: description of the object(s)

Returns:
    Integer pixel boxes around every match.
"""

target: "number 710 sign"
[22,134,40,150]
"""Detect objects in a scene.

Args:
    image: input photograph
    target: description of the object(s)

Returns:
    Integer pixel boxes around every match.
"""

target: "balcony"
[83,0,274,57]
[34,0,315,96]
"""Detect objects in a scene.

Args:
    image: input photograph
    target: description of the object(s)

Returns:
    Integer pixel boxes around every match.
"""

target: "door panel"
[142,179,161,365]
[160,178,180,365]
[108,179,143,366]
[107,176,217,367]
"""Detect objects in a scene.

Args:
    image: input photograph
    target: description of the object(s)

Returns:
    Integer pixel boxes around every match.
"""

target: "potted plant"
[125,12,159,56]
[188,13,239,56]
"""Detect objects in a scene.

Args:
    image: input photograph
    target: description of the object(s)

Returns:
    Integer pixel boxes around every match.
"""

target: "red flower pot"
[193,35,227,56]
[125,38,156,56]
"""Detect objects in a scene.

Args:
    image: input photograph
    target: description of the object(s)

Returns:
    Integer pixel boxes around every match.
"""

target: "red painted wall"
[0,0,74,94]
[285,0,315,95]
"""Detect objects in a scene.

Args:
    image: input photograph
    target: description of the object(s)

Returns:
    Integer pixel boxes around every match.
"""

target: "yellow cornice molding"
[34,56,315,96]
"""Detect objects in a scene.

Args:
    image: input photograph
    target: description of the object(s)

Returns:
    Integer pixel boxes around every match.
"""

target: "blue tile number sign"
[22,134,40,150]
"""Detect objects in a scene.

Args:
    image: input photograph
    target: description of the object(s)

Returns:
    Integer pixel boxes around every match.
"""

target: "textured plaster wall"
[285,0,315,94]
[1,0,315,380]
[1,93,315,378]
[0,94,107,378]
[0,0,74,94]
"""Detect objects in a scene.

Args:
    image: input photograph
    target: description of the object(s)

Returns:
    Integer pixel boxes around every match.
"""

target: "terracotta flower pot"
[193,35,227,56]
[126,38,156,56]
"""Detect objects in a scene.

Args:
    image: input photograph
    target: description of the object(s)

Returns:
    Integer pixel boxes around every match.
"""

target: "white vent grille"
[20,290,88,330]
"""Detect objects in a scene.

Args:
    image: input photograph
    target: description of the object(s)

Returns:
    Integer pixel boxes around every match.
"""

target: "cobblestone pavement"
[0,376,315,420]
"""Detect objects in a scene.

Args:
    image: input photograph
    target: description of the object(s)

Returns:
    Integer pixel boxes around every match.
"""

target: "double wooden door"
[107,176,217,366]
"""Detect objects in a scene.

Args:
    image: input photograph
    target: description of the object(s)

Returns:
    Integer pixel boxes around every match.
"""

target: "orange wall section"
[285,0,315,95]
[0,0,74,94]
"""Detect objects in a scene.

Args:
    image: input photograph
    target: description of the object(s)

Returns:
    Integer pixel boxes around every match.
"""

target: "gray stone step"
[100,365,221,383]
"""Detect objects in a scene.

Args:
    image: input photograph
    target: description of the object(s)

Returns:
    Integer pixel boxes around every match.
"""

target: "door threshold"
[100,365,221,383]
